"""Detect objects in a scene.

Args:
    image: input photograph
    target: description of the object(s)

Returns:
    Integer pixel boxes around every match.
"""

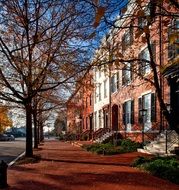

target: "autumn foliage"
[0,107,12,133]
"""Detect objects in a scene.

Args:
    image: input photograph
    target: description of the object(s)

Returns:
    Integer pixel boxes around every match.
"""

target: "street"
[0,138,25,164]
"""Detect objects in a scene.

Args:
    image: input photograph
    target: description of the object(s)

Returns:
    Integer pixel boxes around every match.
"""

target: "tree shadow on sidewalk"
[40,157,131,166]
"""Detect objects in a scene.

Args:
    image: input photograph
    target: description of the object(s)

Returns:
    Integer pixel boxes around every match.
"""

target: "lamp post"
[139,108,147,143]
[165,103,171,130]
[164,103,170,154]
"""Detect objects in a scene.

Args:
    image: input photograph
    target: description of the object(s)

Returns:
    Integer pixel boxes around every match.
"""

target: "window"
[122,62,132,85]
[82,119,84,129]
[104,79,107,98]
[138,93,156,130]
[86,117,88,129]
[138,17,147,30]
[98,66,102,78]
[138,2,152,30]
[110,73,119,93]
[98,83,101,101]
[168,19,179,59]
[111,75,115,93]
[122,28,133,52]
[123,100,134,131]
[139,48,151,75]
[89,94,92,106]
[98,110,102,128]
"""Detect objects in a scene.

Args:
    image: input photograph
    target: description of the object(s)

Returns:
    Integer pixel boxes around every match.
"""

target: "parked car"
[0,134,9,141]
[6,134,15,141]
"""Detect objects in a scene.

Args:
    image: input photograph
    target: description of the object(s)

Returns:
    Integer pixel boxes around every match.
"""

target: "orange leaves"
[93,0,98,5]
[0,107,12,133]
[116,52,123,58]
[94,6,106,27]
[135,30,143,39]
[143,26,150,34]
[163,19,170,27]
[141,36,146,43]
[137,9,145,17]
[136,0,142,5]
[135,25,150,40]
[121,7,127,14]
[169,32,179,44]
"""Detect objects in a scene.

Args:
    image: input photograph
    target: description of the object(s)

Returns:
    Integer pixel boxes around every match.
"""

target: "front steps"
[138,130,179,156]
[94,131,117,143]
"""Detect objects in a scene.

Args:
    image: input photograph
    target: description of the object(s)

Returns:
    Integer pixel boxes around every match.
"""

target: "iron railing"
[165,130,179,154]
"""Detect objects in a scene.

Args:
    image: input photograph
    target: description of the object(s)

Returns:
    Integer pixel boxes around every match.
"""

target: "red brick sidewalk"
[5,140,179,190]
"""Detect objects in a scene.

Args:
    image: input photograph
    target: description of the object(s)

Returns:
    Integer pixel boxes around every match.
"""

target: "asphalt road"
[0,138,25,164]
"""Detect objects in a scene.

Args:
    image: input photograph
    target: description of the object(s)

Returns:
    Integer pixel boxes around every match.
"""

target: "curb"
[8,151,25,167]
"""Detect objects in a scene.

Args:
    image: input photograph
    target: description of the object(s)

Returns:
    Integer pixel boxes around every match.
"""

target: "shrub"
[63,133,76,141]
[120,139,142,152]
[133,156,179,184]
[81,134,88,141]
[132,156,151,167]
[102,133,123,145]
[82,143,122,155]
[83,139,143,155]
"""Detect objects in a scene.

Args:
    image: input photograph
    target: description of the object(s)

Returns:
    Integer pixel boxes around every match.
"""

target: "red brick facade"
[81,74,94,132]
[67,1,179,142]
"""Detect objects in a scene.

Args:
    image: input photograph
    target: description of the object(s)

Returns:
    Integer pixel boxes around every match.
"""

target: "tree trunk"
[25,102,33,157]
[40,122,44,142]
[38,112,44,142]
[33,109,38,149]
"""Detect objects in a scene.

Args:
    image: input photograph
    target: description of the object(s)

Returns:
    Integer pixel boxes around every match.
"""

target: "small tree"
[0,106,12,133]
[0,0,96,156]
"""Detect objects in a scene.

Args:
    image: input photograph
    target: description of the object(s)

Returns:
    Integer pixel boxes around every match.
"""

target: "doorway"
[112,104,118,131]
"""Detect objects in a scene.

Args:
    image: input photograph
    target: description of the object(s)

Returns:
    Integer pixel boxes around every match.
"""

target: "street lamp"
[139,108,147,143]
[165,103,171,113]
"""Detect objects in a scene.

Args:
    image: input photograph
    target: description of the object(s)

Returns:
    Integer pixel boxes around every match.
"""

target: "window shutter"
[123,102,126,125]
[131,100,134,124]
[138,52,144,75]
[122,69,125,86]
[116,72,119,90]
[151,93,156,122]
[130,63,133,80]
[138,97,143,123]
[130,24,133,45]
[122,35,125,53]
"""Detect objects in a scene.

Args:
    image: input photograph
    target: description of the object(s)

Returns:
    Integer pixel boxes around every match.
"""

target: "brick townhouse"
[66,73,94,139]
[94,2,179,141]
[66,86,83,134]
[67,0,179,144]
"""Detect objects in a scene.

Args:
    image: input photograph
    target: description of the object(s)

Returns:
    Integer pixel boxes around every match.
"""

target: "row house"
[66,86,83,135]
[66,73,94,139]
[67,0,179,143]
[81,73,94,139]
[92,0,179,142]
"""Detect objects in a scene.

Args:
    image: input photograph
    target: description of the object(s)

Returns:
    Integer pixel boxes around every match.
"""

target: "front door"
[103,109,108,128]
[112,105,118,131]
[89,114,93,131]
